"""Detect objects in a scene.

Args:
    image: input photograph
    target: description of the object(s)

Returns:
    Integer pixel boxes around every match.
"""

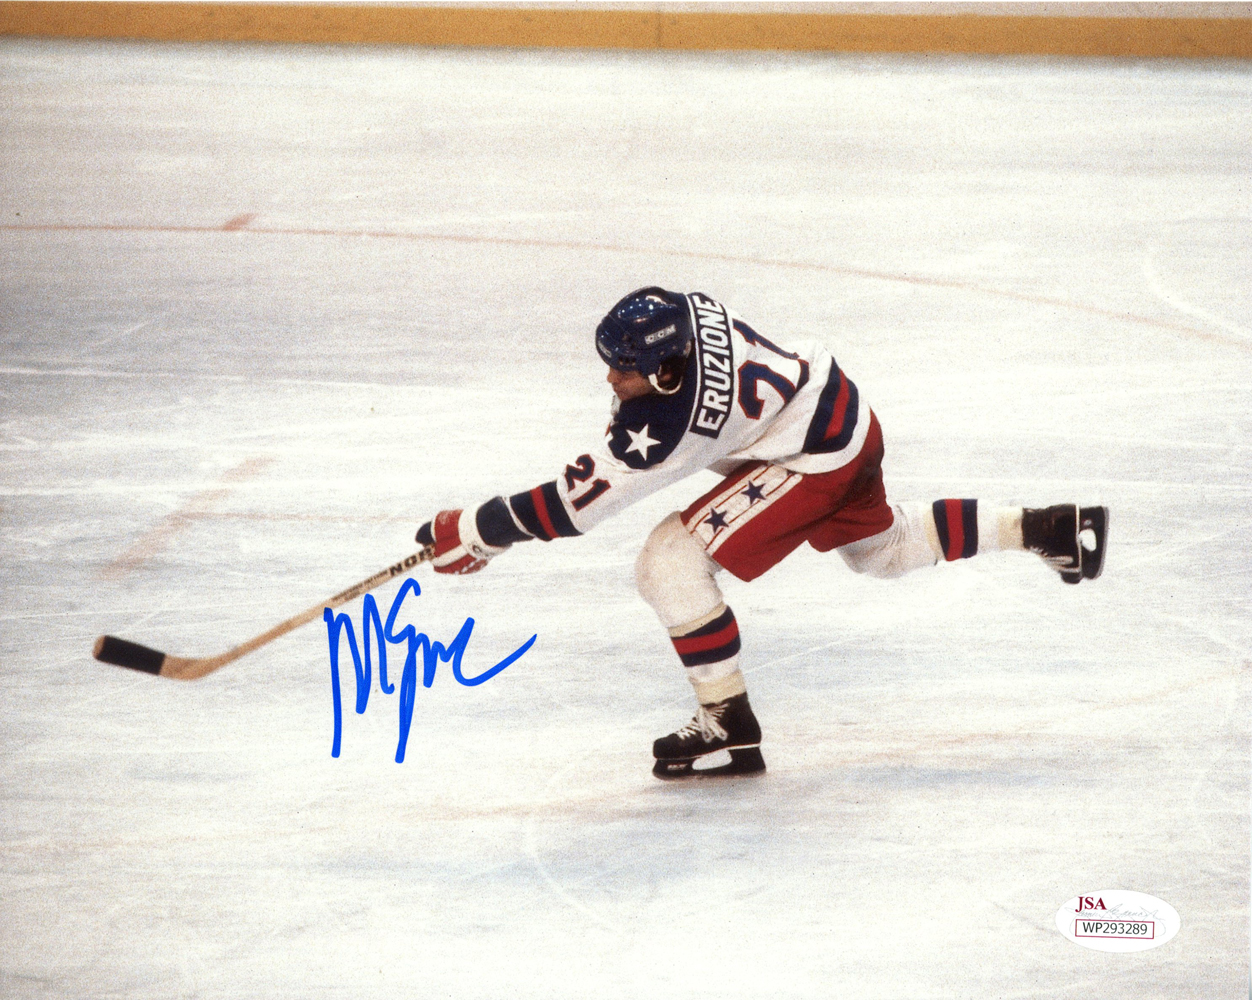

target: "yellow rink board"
[0,2,1249,58]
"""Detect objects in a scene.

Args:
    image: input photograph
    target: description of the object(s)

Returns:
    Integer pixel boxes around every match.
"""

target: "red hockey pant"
[680,412,893,582]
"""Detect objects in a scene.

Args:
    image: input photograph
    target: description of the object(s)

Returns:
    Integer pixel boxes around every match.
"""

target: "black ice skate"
[652,692,765,779]
[1022,504,1108,585]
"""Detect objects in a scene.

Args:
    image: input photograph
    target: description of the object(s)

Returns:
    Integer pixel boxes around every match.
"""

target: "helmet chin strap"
[648,372,682,395]
[647,342,692,395]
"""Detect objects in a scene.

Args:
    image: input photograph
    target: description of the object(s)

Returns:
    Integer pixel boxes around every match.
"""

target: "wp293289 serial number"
[1075,920,1154,939]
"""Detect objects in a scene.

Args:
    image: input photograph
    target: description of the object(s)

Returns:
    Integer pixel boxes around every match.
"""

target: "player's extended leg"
[635,513,766,779]
[837,500,1108,583]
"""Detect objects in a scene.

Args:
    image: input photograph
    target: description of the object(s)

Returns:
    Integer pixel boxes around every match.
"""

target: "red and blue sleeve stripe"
[932,499,978,560]
[508,481,581,542]
[671,606,741,668]
[802,363,860,455]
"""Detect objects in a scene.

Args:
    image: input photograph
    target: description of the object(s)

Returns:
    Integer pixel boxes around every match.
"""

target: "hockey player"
[417,288,1107,779]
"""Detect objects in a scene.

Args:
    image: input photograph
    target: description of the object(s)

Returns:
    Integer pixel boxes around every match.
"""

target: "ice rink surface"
[2,36,1250,999]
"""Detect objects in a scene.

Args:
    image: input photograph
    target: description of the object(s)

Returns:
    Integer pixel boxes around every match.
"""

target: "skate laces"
[676,704,728,744]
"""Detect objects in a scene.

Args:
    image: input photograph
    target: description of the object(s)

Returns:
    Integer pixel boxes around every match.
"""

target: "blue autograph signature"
[323,578,536,762]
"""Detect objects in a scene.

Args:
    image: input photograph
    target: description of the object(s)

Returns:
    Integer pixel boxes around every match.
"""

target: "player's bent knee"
[635,512,703,600]
[635,512,723,627]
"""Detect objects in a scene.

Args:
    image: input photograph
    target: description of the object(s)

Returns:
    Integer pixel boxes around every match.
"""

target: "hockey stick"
[92,546,436,681]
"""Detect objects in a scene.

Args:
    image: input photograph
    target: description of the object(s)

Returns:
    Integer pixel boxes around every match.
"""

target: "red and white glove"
[416,508,507,575]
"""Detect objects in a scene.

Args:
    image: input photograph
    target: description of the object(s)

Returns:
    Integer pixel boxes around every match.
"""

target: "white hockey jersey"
[475,292,872,547]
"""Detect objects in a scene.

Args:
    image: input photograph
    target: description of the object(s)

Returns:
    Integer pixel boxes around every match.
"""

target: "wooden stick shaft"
[160,548,434,679]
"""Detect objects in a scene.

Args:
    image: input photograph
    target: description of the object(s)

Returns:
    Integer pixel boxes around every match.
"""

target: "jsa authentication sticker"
[1055,890,1181,952]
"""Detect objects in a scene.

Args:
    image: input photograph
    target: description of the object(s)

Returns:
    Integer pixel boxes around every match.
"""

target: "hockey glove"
[416,508,507,575]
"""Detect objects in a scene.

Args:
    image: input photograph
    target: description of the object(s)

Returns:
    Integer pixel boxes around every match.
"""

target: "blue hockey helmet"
[595,287,692,378]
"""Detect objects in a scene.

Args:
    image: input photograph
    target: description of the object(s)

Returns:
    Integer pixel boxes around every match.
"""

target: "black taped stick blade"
[93,635,168,674]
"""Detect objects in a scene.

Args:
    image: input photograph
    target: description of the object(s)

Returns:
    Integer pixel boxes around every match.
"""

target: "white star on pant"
[624,423,661,460]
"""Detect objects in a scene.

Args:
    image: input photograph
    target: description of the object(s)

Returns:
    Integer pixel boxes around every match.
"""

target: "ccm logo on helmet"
[688,293,735,438]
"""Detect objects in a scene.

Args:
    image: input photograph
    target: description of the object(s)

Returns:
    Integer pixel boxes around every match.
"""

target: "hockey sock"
[690,668,748,705]
[668,605,746,703]
[983,506,1024,551]
[930,500,1023,559]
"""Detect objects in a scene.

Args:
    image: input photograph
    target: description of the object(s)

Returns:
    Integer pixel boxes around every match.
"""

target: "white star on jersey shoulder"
[624,423,662,460]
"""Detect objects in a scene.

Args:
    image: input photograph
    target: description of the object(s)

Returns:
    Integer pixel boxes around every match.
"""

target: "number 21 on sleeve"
[563,454,611,510]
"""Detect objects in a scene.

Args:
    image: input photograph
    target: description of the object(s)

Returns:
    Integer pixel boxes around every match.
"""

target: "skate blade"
[1079,506,1108,581]
[1061,506,1108,584]
[652,746,766,780]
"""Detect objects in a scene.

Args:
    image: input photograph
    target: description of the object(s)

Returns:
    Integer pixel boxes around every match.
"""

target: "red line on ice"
[2,220,1237,348]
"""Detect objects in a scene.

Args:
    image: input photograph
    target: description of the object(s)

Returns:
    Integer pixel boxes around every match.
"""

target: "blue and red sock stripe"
[933,498,978,560]
[671,607,741,668]
[509,481,580,541]
[802,364,859,455]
